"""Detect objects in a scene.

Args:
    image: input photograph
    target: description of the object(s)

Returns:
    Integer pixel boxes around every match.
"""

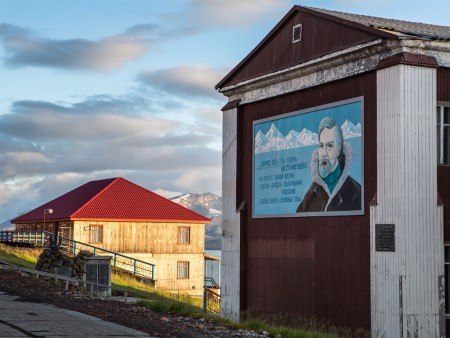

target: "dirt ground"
[0,269,268,338]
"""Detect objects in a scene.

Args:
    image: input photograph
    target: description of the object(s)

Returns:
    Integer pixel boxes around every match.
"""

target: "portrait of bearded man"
[297,116,361,213]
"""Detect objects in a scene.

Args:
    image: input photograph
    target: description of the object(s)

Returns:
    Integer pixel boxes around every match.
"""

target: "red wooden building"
[12,177,210,294]
[217,6,450,337]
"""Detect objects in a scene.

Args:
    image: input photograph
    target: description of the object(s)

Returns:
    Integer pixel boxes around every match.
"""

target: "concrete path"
[0,292,155,337]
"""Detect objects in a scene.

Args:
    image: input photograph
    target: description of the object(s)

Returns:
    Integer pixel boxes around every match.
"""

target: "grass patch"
[112,270,203,317]
[0,243,40,268]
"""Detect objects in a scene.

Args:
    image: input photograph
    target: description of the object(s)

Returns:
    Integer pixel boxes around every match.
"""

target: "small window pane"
[446,247,450,313]
[90,226,103,243]
[445,246,450,263]
[178,227,190,244]
[177,262,189,279]
[444,126,450,165]
[437,125,441,163]
[437,107,441,124]
[446,263,450,313]
[444,107,450,124]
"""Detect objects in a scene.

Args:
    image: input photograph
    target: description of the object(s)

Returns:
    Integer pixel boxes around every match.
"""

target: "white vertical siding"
[221,106,241,322]
[372,64,444,337]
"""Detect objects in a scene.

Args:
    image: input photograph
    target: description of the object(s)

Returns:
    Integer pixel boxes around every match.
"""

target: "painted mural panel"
[253,97,364,217]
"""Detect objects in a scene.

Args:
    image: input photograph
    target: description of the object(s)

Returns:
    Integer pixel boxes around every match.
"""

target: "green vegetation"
[0,244,366,338]
[112,270,203,317]
[0,243,39,268]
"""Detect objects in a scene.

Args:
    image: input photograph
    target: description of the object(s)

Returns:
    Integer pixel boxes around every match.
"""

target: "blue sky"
[0,0,449,223]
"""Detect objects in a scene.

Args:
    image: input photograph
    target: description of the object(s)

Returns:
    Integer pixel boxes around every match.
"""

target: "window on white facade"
[437,104,450,165]
[178,226,190,244]
[177,261,189,279]
[89,225,103,243]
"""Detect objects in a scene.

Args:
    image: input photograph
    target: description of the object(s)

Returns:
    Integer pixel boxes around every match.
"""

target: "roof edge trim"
[70,218,210,224]
[376,52,439,70]
[221,99,241,111]
[215,5,397,90]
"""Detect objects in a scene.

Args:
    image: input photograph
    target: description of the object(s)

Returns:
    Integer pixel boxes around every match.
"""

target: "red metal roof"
[12,177,210,224]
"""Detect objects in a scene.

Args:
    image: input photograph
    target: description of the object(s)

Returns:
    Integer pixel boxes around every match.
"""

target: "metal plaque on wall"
[86,264,98,291]
[98,264,109,291]
[376,224,395,252]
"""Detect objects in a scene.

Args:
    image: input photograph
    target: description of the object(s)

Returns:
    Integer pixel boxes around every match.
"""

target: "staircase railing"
[203,287,221,314]
[204,276,220,289]
[0,230,155,280]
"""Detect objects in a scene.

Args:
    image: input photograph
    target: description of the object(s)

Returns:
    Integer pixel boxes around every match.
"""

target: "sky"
[0,0,449,223]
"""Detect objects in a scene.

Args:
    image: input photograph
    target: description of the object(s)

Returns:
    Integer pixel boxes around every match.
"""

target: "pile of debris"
[36,249,94,278]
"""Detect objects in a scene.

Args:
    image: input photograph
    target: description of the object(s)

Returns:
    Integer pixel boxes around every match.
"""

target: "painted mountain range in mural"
[255,119,361,154]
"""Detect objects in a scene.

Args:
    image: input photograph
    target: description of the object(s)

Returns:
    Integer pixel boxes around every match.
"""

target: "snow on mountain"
[297,128,319,146]
[285,130,301,148]
[255,120,361,154]
[266,123,287,150]
[341,119,362,139]
[255,130,271,154]
[170,193,222,250]
[169,193,191,204]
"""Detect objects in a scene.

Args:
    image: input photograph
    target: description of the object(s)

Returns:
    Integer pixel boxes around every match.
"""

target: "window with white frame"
[177,226,190,244]
[177,261,189,279]
[89,225,103,243]
[437,104,450,165]
[445,246,450,313]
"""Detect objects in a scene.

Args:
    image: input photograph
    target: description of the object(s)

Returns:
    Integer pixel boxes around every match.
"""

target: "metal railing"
[203,287,221,314]
[0,230,155,280]
[204,276,220,289]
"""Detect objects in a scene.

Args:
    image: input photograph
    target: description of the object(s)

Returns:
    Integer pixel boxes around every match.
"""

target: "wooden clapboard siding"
[221,10,382,88]
[237,71,376,330]
[221,106,242,322]
[73,221,204,254]
[372,64,442,337]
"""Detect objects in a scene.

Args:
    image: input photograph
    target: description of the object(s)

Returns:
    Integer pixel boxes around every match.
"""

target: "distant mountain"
[255,119,361,154]
[340,120,362,139]
[0,219,14,230]
[170,193,222,250]
[297,127,319,146]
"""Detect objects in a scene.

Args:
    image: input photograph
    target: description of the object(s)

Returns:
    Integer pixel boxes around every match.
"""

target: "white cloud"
[153,188,184,199]
[137,65,227,99]
[0,23,151,71]
[174,168,221,194]
[0,178,40,204]
[6,152,50,163]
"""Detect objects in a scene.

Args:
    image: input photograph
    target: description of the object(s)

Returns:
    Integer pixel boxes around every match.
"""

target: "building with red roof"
[12,177,210,294]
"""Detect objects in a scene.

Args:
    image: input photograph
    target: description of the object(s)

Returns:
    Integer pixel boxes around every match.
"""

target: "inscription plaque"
[98,264,109,291]
[376,224,395,252]
[86,264,98,291]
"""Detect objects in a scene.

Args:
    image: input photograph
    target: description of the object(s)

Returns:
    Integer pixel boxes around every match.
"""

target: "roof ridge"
[70,177,119,218]
[117,177,210,221]
[305,6,450,29]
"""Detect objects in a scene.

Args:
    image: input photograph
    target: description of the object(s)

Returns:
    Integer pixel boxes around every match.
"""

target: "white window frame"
[292,24,302,43]
[177,226,190,244]
[445,245,450,314]
[177,261,189,279]
[89,225,103,244]
[437,103,450,165]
